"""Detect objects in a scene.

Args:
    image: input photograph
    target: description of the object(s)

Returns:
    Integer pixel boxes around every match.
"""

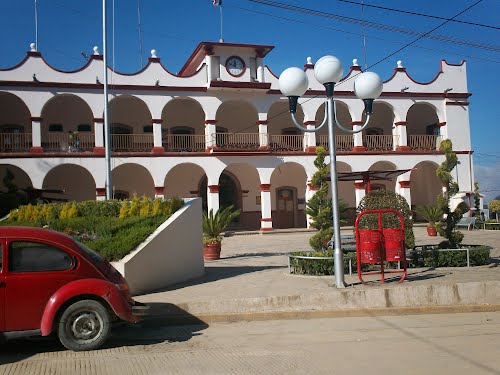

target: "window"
[281,127,300,135]
[426,124,439,136]
[77,124,92,132]
[143,125,153,133]
[48,124,63,132]
[8,241,73,272]
[0,124,24,133]
[366,127,383,135]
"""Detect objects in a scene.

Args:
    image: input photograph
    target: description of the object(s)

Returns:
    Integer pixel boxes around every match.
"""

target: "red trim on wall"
[91,54,103,61]
[208,184,220,193]
[29,146,43,154]
[352,146,366,152]
[210,81,271,90]
[446,101,469,106]
[30,117,42,122]
[307,182,319,191]
[436,122,447,127]
[151,118,163,124]
[305,146,317,153]
[395,67,406,72]
[396,146,411,152]
[260,227,273,231]
[260,218,273,222]
[27,51,42,57]
[148,57,161,63]
[304,121,316,125]
[351,121,364,126]
[96,188,106,197]
[394,121,408,126]
[93,147,105,154]
[205,120,217,124]
[152,147,165,154]
[399,181,411,188]
[256,120,269,125]
[303,64,314,70]
[260,184,271,192]
[94,118,104,123]
[0,81,208,92]
[154,186,164,195]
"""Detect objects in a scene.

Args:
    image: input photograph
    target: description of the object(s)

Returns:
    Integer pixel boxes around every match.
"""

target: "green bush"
[356,190,415,249]
[408,246,490,268]
[289,251,368,275]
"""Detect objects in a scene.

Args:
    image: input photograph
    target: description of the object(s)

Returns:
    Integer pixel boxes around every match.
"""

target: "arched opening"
[410,161,441,217]
[214,100,259,150]
[363,102,395,151]
[111,163,155,198]
[43,164,95,202]
[316,101,353,151]
[164,163,206,200]
[406,103,440,151]
[267,100,304,151]
[368,161,397,192]
[41,94,94,152]
[0,92,31,152]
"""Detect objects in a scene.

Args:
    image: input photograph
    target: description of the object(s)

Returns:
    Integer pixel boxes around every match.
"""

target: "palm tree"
[415,205,443,236]
[202,205,241,245]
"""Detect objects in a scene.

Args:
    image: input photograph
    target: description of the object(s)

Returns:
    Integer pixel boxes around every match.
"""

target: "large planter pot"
[203,243,222,261]
[427,225,437,236]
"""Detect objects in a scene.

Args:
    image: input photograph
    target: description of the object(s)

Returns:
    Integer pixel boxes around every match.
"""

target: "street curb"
[144,304,500,325]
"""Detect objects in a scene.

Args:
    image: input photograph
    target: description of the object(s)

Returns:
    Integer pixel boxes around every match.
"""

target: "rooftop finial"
[353,58,359,66]
[397,60,403,68]
[306,57,312,65]
[151,49,157,58]
[93,46,99,55]
[30,42,37,52]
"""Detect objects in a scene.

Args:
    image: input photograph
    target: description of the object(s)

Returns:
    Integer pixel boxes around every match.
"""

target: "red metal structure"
[355,209,407,283]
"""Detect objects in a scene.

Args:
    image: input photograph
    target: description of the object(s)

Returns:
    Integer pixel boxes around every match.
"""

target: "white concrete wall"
[111,198,204,295]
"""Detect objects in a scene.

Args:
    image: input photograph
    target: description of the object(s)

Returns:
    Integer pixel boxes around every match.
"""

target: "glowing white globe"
[279,67,309,97]
[314,55,343,84]
[353,71,383,100]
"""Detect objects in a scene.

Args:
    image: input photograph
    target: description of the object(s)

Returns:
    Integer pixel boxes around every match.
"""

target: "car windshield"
[75,240,104,263]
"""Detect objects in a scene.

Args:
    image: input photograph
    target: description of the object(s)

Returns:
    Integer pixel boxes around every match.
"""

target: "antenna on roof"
[213,0,224,42]
[138,0,144,68]
[34,0,39,51]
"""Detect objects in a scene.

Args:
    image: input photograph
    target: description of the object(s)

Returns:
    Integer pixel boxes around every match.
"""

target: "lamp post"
[279,56,382,288]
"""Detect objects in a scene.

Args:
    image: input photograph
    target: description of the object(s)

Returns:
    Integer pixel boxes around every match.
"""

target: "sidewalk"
[136,226,500,322]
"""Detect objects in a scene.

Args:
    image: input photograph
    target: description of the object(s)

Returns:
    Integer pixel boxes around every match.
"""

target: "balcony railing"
[269,135,304,151]
[317,135,354,151]
[408,135,439,151]
[214,133,260,150]
[163,134,206,152]
[111,134,153,152]
[0,133,31,152]
[363,135,397,151]
[43,133,95,152]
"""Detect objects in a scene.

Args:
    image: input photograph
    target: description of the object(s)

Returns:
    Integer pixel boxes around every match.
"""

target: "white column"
[398,180,412,209]
[205,120,217,150]
[152,119,164,153]
[207,184,220,214]
[257,57,265,83]
[436,122,447,148]
[30,117,42,153]
[260,183,273,231]
[352,121,365,151]
[304,121,316,152]
[354,181,367,208]
[258,121,269,149]
[305,181,319,228]
[154,186,164,199]
[93,118,105,154]
[96,188,106,201]
[394,121,410,152]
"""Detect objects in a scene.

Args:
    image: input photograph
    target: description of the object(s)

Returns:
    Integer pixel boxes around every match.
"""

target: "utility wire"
[231,0,484,135]
[246,0,500,53]
[336,0,500,31]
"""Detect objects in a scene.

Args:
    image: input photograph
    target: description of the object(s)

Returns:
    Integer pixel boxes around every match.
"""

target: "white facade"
[0,42,475,229]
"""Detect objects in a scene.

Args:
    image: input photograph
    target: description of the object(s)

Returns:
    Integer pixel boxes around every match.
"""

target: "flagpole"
[102,0,113,200]
[219,4,223,42]
[35,0,38,49]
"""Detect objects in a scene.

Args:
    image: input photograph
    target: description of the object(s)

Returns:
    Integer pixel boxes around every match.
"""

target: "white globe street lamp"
[279,56,382,288]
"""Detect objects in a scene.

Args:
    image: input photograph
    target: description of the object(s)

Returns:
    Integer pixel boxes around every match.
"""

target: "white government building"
[0,41,476,230]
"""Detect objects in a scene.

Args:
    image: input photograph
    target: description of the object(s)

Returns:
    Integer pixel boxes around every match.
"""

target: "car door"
[4,238,78,332]
[0,240,5,331]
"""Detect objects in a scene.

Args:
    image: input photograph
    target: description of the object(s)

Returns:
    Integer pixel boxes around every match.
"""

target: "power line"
[336,0,500,31]
[246,0,500,53]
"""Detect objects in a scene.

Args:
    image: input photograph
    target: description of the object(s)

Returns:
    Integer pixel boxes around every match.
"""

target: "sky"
[1,0,499,203]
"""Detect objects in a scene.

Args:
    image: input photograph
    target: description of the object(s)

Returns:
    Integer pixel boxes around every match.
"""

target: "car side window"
[8,241,73,273]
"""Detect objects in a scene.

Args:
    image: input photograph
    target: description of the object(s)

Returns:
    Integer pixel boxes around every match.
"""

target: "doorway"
[274,186,297,229]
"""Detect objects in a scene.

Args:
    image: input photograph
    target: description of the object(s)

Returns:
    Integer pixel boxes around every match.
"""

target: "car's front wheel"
[57,299,111,351]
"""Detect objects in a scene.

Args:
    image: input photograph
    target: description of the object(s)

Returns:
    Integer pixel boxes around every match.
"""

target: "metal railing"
[269,134,304,151]
[0,133,31,152]
[214,133,260,150]
[42,133,95,152]
[163,134,206,152]
[408,135,439,151]
[317,135,354,151]
[111,134,154,152]
[363,135,397,151]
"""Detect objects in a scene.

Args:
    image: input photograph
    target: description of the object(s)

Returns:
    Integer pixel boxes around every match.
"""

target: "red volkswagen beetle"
[0,226,148,351]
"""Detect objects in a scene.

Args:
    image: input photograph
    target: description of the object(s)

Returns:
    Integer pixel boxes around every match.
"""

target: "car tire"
[57,299,111,351]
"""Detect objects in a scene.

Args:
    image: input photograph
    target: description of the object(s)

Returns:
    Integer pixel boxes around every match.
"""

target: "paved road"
[1,312,500,375]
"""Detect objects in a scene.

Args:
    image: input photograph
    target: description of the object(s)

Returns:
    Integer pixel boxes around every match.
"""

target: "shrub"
[289,251,367,275]
[409,245,490,268]
[356,190,415,249]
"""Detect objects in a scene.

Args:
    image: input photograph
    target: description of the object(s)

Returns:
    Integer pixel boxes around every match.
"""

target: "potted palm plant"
[202,205,241,261]
[415,205,443,236]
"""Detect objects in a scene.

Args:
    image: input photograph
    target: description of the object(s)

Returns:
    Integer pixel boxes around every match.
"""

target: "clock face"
[225,56,245,77]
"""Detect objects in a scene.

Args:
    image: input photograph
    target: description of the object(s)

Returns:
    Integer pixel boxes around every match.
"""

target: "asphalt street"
[1,311,500,375]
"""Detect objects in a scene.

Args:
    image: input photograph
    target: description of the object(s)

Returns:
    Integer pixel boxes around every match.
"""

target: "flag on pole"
[213,0,222,6]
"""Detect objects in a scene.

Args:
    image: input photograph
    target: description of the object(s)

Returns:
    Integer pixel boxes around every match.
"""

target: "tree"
[305,147,347,250]
[489,200,500,221]
[435,140,468,248]
[473,182,481,214]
